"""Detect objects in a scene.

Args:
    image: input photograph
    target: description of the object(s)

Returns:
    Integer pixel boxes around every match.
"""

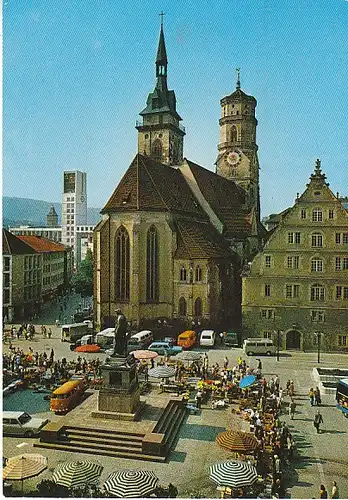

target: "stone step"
[64,437,145,453]
[64,427,144,442]
[65,432,143,449]
[161,405,181,437]
[154,402,177,434]
[166,406,187,453]
[64,425,145,439]
[34,441,166,462]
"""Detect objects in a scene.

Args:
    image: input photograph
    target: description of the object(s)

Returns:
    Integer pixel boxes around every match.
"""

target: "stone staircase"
[35,400,187,462]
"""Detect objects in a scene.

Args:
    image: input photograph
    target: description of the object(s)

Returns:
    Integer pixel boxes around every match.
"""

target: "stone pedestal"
[92,355,143,421]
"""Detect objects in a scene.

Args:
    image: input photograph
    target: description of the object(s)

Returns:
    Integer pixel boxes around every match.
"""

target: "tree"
[71,248,93,297]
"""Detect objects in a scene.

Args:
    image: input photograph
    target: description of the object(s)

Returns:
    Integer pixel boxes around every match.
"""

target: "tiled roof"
[174,218,234,260]
[183,159,252,237]
[17,235,67,253]
[2,229,37,255]
[102,154,207,219]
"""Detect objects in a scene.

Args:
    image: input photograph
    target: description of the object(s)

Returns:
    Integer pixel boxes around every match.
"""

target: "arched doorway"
[286,330,301,349]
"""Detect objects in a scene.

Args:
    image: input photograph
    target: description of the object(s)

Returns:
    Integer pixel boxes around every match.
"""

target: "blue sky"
[3,0,348,217]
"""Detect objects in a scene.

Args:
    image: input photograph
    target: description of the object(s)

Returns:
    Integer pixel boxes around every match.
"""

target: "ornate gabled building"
[94,22,265,332]
[242,160,348,352]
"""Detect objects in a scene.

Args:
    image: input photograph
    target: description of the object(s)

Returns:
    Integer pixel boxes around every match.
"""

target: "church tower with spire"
[215,70,260,221]
[136,17,185,166]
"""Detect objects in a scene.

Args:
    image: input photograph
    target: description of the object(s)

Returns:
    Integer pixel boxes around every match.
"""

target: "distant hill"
[2,197,101,228]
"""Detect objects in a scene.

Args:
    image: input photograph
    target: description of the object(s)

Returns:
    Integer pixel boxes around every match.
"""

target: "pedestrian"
[314,386,321,405]
[319,484,328,499]
[274,374,280,392]
[313,409,323,433]
[48,328,52,339]
[50,348,54,363]
[144,365,149,383]
[309,387,314,406]
[257,358,262,371]
[331,481,339,499]
[223,356,229,369]
[195,389,202,409]
[219,331,224,345]
[289,399,296,419]
[289,380,295,397]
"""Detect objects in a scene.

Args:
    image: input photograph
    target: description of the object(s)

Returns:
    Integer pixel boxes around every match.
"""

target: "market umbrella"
[130,349,158,360]
[52,460,103,489]
[210,460,258,488]
[3,454,47,493]
[176,351,201,362]
[216,430,259,454]
[239,375,257,389]
[103,470,159,498]
[148,366,176,378]
[75,344,101,353]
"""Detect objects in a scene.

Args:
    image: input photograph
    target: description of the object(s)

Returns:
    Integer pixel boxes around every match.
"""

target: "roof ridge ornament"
[309,158,328,185]
[236,67,241,90]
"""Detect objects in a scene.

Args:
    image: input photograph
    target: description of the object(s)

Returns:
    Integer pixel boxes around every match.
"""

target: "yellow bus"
[50,378,86,414]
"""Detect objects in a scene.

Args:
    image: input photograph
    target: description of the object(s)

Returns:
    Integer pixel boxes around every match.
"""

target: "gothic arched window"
[229,125,238,142]
[146,225,159,301]
[151,139,162,161]
[178,297,187,316]
[194,297,203,317]
[195,265,202,282]
[115,226,130,301]
[180,266,187,281]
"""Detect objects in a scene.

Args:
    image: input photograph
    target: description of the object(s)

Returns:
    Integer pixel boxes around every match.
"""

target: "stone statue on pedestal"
[112,309,128,357]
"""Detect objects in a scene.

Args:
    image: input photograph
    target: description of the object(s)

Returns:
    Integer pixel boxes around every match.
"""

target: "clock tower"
[136,18,185,166]
[215,70,260,219]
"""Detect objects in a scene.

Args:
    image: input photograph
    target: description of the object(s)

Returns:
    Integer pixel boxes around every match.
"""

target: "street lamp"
[314,332,322,364]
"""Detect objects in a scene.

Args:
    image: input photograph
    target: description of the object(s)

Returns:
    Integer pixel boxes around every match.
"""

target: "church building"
[93,22,265,332]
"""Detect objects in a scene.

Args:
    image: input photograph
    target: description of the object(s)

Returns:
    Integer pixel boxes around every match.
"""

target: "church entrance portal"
[286,330,301,350]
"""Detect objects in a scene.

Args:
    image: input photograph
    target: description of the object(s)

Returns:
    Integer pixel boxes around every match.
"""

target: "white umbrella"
[210,460,258,488]
[103,470,159,498]
[52,460,103,489]
[148,366,176,378]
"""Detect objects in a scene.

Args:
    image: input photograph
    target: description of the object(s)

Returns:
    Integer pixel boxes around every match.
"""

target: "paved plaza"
[3,328,348,498]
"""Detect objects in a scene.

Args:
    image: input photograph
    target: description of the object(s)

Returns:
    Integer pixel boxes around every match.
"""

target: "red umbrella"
[75,344,101,353]
[130,350,158,360]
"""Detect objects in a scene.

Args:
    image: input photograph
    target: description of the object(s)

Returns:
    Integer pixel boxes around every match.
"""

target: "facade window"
[301,209,307,219]
[3,289,10,304]
[285,284,300,298]
[311,257,323,272]
[311,310,325,322]
[151,139,163,161]
[344,233,348,244]
[336,233,341,244]
[336,257,341,271]
[115,226,130,301]
[263,331,273,339]
[311,232,323,247]
[194,297,203,317]
[336,286,348,300]
[338,335,347,346]
[3,257,10,271]
[328,209,334,219]
[178,297,187,316]
[288,232,301,244]
[264,284,271,297]
[260,309,274,319]
[195,265,202,282]
[180,266,187,281]
[265,256,271,268]
[344,258,348,270]
[310,283,325,301]
[312,208,323,222]
[229,125,238,142]
[287,255,299,269]
[146,226,159,302]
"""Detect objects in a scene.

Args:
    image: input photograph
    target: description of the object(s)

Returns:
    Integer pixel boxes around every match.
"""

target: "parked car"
[148,341,183,356]
[3,411,49,437]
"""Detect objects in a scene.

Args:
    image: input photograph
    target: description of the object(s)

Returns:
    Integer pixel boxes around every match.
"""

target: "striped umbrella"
[176,351,201,362]
[103,470,159,498]
[3,454,47,493]
[216,430,259,454]
[210,461,258,488]
[130,350,158,360]
[148,366,176,378]
[52,460,103,489]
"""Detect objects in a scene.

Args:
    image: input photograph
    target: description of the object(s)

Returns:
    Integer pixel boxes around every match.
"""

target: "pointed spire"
[155,14,168,92]
[236,67,241,89]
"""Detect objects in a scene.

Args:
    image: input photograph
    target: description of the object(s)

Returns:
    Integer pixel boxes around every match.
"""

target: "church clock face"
[227,150,241,166]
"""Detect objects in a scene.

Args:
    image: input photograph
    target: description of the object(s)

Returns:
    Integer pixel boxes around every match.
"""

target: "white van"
[61,323,89,342]
[95,328,115,347]
[127,330,153,353]
[199,329,216,347]
[243,338,276,356]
